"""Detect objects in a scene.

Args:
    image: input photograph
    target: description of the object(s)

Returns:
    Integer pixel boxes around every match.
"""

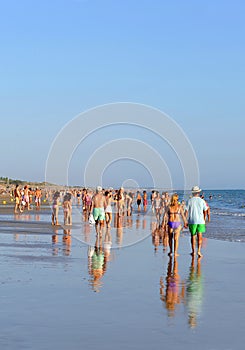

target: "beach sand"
[0,207,244,350]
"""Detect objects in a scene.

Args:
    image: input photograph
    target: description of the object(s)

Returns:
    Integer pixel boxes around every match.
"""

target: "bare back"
[93,193,106,208]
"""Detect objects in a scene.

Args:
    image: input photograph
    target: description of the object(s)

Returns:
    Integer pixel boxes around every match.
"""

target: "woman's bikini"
[168,206,181,229]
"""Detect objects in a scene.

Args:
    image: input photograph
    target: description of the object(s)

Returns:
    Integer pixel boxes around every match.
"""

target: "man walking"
[90,186,106,231]
[186,186,208,257]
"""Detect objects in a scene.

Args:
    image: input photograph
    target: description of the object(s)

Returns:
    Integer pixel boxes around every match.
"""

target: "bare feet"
[174,253,180,257]
[198,251,203,257]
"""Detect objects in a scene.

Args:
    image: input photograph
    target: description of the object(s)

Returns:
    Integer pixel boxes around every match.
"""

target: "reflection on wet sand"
[151,222,168,253]
[82,211,151,248]
[114,213,124,246]
[186,256,203,328]
[160,256,185,318]
[159,254,204,328]
[87,227,112,293]
[51,228,72,256]
[62,229,72,256]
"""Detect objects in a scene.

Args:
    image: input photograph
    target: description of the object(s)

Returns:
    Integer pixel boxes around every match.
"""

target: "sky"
[0,0,244,189]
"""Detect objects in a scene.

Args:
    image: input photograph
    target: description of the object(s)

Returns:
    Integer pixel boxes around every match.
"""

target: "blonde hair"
[170,193,178,206]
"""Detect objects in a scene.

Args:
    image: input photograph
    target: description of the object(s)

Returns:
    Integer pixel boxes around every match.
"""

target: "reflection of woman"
[165,193,187,256]
[160,256,185,318]
[62,229,71,256]
[186,256,203,328]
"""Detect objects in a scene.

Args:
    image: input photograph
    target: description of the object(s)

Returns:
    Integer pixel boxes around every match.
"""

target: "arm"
[180,206,188,227]
[90,197,94,214]
[164,205,169,224]
[103,196,107,210]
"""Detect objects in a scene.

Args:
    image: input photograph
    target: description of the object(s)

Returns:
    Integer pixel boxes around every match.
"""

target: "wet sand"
[0,207,244,350]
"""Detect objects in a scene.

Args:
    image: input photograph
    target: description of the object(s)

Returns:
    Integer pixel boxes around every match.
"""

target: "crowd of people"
[85,185,210,258]
[11,183,211,257]
[13,184,43,213]
[8,183,210,324]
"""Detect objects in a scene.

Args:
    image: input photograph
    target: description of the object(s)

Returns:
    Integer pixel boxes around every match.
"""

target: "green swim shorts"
[93,207,105,221]
[189,224,206,236]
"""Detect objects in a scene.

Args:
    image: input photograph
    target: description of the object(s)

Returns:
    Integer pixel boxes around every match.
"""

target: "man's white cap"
[96,185,102,192]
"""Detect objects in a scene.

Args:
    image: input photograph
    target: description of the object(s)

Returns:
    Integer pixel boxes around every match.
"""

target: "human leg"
[197,232,203,257]
[173,226,181,256]
[168,227,173,256]
[68,210,72,225]
[191,235,196,255]
[108,212,112,227]
[189,224,198,255]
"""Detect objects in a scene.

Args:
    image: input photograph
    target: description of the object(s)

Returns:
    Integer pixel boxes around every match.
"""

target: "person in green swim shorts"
[90,186,106,230]
[186,186,208,257]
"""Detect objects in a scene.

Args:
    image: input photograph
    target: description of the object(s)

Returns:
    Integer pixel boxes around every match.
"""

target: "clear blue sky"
[0,0,244,189]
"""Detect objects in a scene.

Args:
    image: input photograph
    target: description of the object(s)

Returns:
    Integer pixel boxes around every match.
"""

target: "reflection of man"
[160,256,185,318]
[186,186,207,257]
[88,231,105,293]
[186,256,203,328]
